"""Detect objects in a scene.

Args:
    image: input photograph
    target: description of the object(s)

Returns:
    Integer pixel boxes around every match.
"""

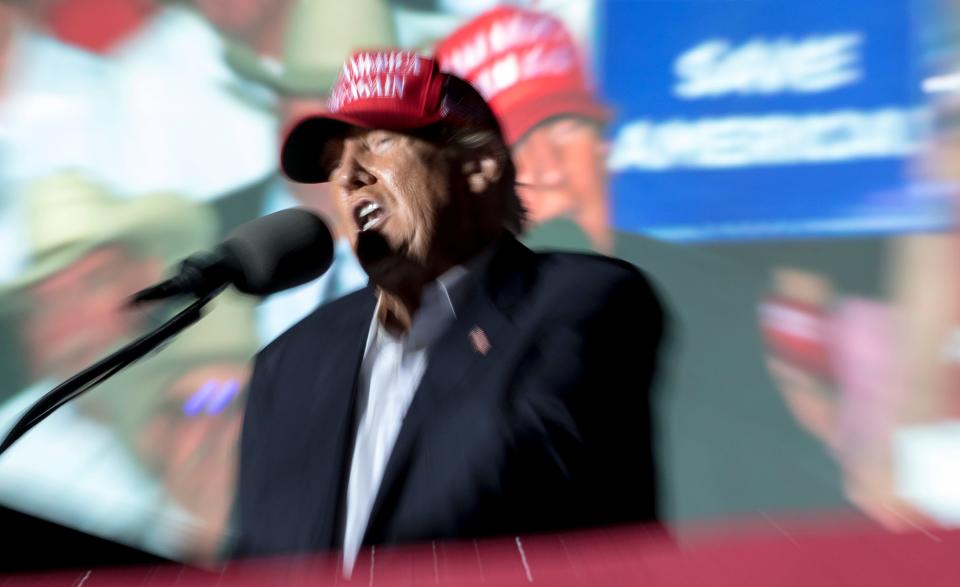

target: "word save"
[674,33,863,99]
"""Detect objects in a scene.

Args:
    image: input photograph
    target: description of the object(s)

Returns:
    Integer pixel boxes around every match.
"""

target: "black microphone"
[130,208,335,304]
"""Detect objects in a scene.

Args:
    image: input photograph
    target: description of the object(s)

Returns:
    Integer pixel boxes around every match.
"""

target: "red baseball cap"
[281,49,502,184]
[434,6,610,146]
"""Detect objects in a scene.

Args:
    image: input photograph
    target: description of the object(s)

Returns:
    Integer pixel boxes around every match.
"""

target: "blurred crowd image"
[0,0,958,566]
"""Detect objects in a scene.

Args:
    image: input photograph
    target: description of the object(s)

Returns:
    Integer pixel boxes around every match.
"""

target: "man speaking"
[232,50,664,570]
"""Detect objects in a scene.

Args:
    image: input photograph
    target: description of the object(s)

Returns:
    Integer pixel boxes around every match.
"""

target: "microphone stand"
[0,290,220,458]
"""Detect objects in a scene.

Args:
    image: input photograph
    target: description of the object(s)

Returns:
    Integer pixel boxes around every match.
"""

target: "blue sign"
[600,0,947,242]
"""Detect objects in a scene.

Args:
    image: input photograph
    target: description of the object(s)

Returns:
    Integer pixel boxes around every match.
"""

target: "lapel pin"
[469,326,491,355]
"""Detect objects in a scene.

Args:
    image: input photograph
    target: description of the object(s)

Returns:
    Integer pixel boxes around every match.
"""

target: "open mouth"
[353,198,389,232]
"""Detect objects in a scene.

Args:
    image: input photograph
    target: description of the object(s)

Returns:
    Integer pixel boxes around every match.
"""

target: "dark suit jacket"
[232,235,664,557]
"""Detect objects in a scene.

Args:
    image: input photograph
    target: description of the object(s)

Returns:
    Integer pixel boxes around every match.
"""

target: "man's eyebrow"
[344,126,369,138]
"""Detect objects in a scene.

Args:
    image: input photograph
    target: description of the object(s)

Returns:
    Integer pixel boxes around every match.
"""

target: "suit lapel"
[362,236,535,542]
[302,287,376,549]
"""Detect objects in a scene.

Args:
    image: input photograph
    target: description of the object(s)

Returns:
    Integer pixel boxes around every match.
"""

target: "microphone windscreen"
[221,208,335,296]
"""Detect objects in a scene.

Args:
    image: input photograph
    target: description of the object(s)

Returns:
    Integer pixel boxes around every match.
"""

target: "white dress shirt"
[342,261,481,573]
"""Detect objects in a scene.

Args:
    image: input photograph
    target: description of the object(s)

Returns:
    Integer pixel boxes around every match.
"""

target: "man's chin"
[355,231,402,285]
[355,229,390,260]
[360,256,409,291]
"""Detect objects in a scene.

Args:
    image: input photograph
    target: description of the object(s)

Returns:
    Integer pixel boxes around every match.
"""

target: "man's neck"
[374,263,435,336]
[374,233,499,336]
[377,291,417,337]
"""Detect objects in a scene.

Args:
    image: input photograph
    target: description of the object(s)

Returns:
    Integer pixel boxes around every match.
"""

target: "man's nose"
[333,141,375,191]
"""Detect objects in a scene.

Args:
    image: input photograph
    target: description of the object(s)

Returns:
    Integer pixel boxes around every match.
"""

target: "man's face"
[24,245,161,379]
[514,117,611,251]
[325,127,463,288]
[192,0,288,38]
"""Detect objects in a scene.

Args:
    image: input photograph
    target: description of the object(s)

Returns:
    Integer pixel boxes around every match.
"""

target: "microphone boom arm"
[0,290,220,458]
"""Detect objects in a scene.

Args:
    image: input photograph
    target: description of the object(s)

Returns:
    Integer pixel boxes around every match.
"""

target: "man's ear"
[463,153,504,194]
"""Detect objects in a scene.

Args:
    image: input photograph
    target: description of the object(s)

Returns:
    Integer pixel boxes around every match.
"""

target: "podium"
[2,518,959,586]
